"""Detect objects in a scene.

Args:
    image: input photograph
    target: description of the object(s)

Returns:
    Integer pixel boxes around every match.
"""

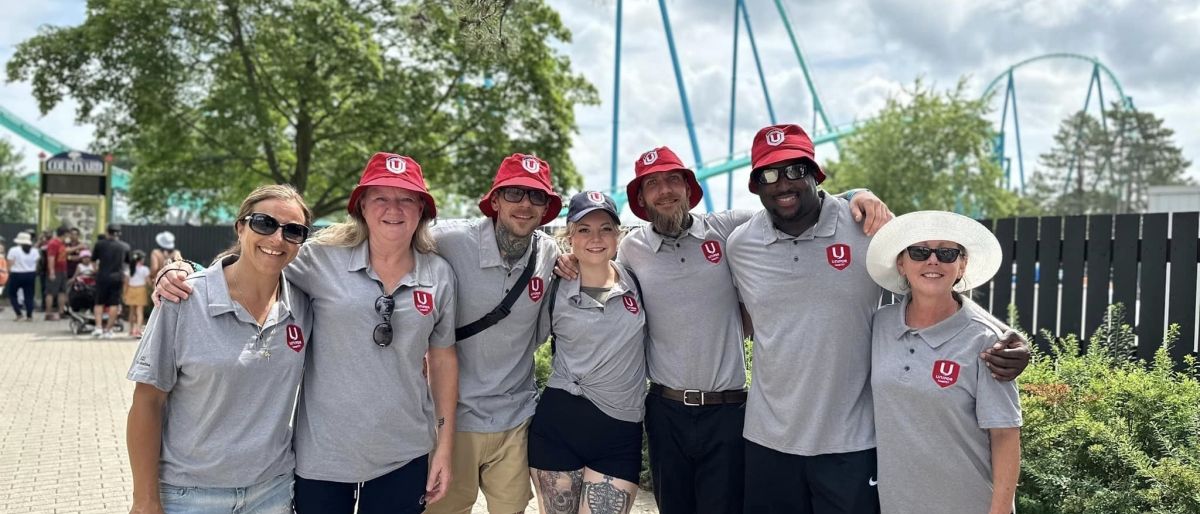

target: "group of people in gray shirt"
[138,122,1029,514]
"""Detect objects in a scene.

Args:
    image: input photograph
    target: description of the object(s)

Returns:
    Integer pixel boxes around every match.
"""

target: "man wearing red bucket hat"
[426,153,563,514]
[727,125,1029,513]
[155,152,460,514]
[549,144,888,513]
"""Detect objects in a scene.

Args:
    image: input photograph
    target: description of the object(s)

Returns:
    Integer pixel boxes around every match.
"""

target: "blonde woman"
[530,191,647,514]
[865,211,1021,514]
[155,153,458,514]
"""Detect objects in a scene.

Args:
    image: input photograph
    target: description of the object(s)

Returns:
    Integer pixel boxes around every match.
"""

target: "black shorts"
[528,387,643,484]
[744,441,879,514]
[95,273,124,307]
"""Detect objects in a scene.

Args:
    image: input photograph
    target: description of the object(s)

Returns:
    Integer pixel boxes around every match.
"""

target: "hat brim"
[14,235,33,246]
[626,167,704,221]
[568,206,621,225]
[479,176,563,226]
[865,211,1002,295]
[348,176,438,219]
[749,154,826,193]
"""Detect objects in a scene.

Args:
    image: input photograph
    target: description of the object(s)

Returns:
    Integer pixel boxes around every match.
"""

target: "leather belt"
[649,383,748,406]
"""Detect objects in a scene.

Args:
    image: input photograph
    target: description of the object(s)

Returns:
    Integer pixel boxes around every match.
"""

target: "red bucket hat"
[625,146,704,221]
[749,124,826,193]
[347,152,437,219]
[479,153,562,226]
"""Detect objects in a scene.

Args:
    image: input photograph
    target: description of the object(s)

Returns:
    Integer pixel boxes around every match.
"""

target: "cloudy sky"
[3,0,1198,215]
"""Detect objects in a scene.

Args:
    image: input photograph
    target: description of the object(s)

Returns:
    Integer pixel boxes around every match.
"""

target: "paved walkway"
[0,315,658,513]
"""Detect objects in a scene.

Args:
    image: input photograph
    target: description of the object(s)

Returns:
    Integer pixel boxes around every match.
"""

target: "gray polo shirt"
[287,242,457,482]
[127,256,312,488]
[540,263,648,422]
[617,210,753,392]
[871,295,1022,514]
[728,194,882,456]
[432,219,559,432]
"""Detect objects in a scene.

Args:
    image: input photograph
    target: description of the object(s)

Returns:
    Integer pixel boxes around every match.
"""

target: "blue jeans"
[160,472,293,514]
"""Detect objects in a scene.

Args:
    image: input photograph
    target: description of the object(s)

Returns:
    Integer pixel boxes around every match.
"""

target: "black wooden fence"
[972,212,1198,366]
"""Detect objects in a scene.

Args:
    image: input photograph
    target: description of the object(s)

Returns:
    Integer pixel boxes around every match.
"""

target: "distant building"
[1147,185,1200,213]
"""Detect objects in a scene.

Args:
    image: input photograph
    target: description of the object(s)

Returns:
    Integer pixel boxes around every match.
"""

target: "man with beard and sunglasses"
[727,124,1029,514]
[424,153,563,514]
[555,145,889,514]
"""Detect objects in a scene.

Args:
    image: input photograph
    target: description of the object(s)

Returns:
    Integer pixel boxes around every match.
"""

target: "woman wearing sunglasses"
[528,191,648,513]
[864,211,1021,514]
[127,184,314,514]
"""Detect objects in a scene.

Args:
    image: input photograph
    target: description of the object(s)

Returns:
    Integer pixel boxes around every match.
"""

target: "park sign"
[43,151,107,176]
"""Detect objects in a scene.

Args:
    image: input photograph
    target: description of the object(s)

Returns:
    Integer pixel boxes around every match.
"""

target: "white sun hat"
[155,231,176,250]
[866,211,1003,295]
[13,232,33,246]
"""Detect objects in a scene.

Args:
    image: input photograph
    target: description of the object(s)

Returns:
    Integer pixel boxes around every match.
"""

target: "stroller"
[65,275,124,335]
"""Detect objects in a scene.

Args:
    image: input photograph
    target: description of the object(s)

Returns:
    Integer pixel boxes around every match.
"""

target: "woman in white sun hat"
[865,211,1021,514]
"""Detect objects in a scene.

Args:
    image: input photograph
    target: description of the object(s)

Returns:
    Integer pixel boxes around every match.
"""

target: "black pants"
[7,272,36,317]
[644,392,745,514]
[744,441,880,514]
[294,454,428,514]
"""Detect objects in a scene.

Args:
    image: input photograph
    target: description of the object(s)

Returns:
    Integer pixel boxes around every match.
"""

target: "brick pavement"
[0,316,658,513]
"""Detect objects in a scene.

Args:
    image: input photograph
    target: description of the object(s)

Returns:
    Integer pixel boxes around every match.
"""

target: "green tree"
[0,138,37,223]
[823,78,1022,218]
[1026,105,1192,215]
[7,0,597,220]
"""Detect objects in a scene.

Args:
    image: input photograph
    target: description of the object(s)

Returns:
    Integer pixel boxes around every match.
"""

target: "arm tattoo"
[437,417,445,429]
[535,469,582,514]
[495,223,532,266]
[583,475,632,514]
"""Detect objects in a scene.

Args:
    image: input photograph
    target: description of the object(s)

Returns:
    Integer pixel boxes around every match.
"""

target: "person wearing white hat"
[6,232,40,321]
[865,211,1021,514]
[150,231,182,285]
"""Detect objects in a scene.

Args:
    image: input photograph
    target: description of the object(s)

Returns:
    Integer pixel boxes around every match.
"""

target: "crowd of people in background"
[0,226,179,339]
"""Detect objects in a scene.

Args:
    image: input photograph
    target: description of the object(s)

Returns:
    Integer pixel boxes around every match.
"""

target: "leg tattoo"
[536,469,583,514]
[583,475,632,514]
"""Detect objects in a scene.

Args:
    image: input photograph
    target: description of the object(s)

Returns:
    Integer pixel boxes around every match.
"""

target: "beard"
[647,197,691,237]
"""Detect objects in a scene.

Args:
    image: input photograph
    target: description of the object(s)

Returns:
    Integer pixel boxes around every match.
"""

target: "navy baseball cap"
[566,191,620,224]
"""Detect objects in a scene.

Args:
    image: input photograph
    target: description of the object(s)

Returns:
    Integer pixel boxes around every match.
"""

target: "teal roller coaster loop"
[0,104,130,191]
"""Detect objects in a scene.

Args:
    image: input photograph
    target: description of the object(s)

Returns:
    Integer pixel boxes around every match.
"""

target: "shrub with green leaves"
[1017,304,1200,513]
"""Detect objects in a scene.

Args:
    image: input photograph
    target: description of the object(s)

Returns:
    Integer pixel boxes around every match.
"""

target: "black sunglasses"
[905,246,963,263]
[499,187,550,206]
[753,162,811,185]
[242,213,310,244]
[374,295,394,347]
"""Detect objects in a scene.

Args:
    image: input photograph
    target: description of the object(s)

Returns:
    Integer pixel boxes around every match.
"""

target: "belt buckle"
[683,389,704,406]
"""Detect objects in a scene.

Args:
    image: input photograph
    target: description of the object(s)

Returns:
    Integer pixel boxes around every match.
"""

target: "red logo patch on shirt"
[932,360,961,388]
[528,277,545,302]
[413,290,434,316]
[623,296,640,315]
[701,240,723,264]
[826,243,851,270]
[285,324,305,352]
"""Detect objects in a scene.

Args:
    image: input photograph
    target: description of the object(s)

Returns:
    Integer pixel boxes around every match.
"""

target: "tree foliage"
[823,78,1022,218]
[1026,105,1192,215]
[0,138,37,223]
[7,0,597,220]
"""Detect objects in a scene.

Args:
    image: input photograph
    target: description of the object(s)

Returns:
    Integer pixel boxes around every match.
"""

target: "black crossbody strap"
[455,241,540,341]
[547,275,563,355]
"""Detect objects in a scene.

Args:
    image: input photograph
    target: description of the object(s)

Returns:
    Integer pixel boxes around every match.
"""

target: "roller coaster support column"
[609,0,624,196]
[726,0,740,210]
[658,0,714,212]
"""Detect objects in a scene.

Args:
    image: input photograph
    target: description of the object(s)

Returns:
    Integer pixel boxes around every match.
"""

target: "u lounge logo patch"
[385,156,406,174]
[641,150,658,166]
[413,290,434,316]
[587,191,605,204]
[932,360,961,388]
[765,128,786,146]
[286,324,305,352]
[826,243,851,270]
[623,296,640,315]
[701,240,723,264]
[528,277,545,302]
[521,156,540,173]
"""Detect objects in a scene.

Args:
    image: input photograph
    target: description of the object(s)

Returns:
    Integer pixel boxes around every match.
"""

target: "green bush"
[1016,304,1200,513]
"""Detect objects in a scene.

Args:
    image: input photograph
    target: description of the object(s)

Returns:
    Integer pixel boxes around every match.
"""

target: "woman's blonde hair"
[217,184,313,261]
[311,189,437,254]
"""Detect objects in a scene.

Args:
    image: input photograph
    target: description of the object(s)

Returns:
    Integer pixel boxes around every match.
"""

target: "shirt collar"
[890,295,973,349]
[644,213,706,252]
[567,262,633,308]
[348,239,435,289]
[477,219,535,270]
[203,255,295,323]
[758,192,839,245]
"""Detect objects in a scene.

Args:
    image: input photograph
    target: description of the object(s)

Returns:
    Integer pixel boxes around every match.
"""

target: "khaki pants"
[424,420,533,514]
